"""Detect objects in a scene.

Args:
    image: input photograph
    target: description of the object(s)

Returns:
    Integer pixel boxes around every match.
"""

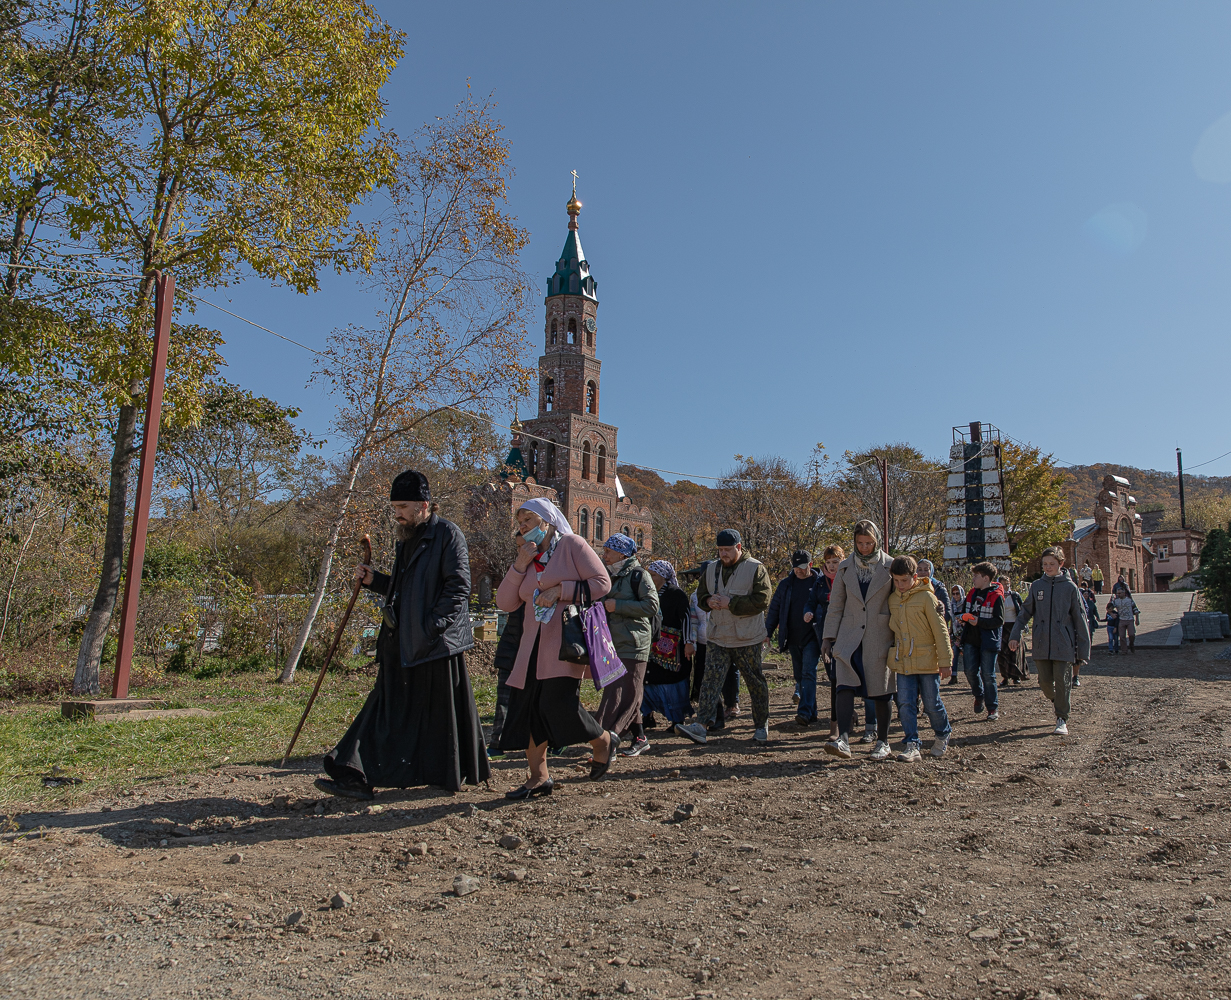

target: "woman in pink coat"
[496,498,615,798]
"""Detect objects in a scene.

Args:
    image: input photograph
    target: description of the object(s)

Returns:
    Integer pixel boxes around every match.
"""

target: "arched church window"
[586,381,596,414]
[636,528,644,548]
[597,444,606,483]
[578,507,588,538]
[550,319,557,345]
[529,442,538,477]
[1117,517,1132,546]
[552,274,561,294]
[594,509,604,542]
[545,443,556,479]
[587,329,593,347]
[568,317,577,344]
[622,524,630,537]
[582,441,591,480]
[569,275,579,294]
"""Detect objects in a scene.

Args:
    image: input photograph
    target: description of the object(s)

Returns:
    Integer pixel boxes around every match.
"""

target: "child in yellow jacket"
[887,555,953,761]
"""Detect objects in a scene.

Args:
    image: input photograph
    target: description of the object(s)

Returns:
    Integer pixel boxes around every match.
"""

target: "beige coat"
[821,551,896,698]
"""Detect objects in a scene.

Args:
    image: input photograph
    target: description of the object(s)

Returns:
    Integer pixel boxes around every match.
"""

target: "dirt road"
[4,644,1231,1000]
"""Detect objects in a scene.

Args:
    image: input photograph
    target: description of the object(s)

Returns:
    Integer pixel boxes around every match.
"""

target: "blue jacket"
[766,570,820,652]
[804,572,835,646]
[928,577,952,622]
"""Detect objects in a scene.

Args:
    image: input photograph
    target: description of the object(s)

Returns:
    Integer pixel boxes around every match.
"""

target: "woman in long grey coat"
[820,520,896,760]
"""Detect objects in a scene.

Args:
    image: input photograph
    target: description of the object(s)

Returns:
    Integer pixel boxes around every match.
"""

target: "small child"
[887,555,953,760]
[1008,546,1090,736]
[959,561,1005,721]
[1104,599,1119,654]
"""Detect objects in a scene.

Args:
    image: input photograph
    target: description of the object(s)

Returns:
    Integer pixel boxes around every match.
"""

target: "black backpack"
[632,568,663,641]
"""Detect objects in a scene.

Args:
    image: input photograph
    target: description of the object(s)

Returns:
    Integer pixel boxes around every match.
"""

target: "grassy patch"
[0,649,791,812]
[0,668,501,812]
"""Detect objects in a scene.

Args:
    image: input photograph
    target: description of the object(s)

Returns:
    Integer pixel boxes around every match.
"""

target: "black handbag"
[558,581,591,665]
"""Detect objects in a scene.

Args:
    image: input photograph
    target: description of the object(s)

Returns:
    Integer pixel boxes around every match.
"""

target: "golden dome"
[566,193,582,214]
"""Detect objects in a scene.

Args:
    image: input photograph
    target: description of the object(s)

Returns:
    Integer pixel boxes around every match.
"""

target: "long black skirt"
[323,653,490,792]
[497,635,604,751]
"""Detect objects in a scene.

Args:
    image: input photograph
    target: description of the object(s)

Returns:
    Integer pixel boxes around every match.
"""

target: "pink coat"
[496,533,611,689]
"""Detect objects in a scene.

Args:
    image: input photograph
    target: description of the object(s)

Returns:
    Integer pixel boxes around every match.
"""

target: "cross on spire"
[571,169,579,196]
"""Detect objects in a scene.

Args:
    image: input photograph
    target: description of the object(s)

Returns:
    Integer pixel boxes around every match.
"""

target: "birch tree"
[0,0,402,694]
[278,95,535,683]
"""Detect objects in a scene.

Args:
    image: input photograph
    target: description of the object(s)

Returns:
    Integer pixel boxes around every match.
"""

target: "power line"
[1184,448,1231,472]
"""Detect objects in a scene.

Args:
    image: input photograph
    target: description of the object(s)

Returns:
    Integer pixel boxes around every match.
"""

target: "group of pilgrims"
[313,470,1093,802]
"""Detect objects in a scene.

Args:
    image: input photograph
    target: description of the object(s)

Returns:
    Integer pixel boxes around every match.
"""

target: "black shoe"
[706,720,726,733]
[643,714,659,730]
[314,777,374,801]
[505,780,554,800]
[590,732,619,780]
[947,676,959,685]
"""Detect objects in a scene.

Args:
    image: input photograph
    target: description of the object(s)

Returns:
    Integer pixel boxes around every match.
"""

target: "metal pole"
[881,457,889,549]
[112,272,174,700]
[1177,448,1186,530]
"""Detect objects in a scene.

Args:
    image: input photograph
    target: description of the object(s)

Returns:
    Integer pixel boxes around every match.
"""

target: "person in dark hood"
[317,470,489,799]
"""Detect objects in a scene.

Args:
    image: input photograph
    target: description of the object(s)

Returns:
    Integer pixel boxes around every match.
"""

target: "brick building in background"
[514,188,653,553]
[1066,474,1145,591]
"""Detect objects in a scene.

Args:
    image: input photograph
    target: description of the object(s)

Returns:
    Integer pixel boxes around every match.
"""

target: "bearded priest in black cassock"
[315,470,490,799]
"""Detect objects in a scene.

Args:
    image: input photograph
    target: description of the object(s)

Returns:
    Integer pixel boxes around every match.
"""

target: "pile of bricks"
[1181,611,1230,641]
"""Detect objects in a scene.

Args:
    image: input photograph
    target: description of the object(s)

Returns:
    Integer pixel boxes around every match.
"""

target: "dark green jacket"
[604,556,659,661]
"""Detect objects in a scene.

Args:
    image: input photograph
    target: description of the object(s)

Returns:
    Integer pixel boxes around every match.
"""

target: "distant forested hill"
[1060,463,1231,518]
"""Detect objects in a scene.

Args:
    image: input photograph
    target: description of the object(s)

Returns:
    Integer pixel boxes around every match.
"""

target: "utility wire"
[1184,448,1231,472]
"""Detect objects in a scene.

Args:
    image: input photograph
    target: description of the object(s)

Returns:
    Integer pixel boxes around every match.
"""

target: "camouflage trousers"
[696,643,769,729]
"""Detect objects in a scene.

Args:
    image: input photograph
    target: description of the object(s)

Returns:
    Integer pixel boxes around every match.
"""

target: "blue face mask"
[522,525,547,546]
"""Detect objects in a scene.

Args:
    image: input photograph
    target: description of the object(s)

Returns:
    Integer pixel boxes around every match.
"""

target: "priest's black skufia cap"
[390,470,431,502]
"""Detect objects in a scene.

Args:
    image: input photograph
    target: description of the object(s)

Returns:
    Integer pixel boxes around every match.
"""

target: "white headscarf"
[518,497,573,536]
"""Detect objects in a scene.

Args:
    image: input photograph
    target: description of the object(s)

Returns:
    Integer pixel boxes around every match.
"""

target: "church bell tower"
[516,179,652,552]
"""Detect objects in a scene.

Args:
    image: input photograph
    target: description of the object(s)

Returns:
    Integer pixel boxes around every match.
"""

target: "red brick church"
[475,187,652,572]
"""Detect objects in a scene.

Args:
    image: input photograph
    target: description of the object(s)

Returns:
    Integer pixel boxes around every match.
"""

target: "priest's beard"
[395,504,434,541]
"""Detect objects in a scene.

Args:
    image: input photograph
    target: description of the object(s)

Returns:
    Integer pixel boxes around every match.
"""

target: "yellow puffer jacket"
[887,577,954,675]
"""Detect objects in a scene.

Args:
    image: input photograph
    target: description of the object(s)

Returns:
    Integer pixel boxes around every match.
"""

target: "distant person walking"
[594,533,659,753]
[821,520,897,761]
[947,583,966,685]
[1111,583,1139,655]
[1080,560,1093,590]
[997,574,1028,685]
[1091,563,1104,594]
[1008,546,1090,736]
[766,549,821,727]
[804,544,844,739]
[676,529,773,747]
[959,562,1005,721]
[637,560,693,746]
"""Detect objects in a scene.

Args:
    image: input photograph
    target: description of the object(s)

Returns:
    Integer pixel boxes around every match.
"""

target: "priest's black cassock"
[322,494,489,793]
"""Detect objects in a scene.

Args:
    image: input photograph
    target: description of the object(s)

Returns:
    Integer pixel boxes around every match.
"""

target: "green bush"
[1198,523,1231,617]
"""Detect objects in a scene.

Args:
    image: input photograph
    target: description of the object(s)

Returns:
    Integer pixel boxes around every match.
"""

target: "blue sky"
[206,2,1231,482]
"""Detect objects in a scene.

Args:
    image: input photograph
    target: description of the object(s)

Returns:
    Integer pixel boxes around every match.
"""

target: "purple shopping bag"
[584,603,627,690]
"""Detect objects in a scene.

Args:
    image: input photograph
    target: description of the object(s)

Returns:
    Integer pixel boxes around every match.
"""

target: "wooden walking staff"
[281,535,372,767]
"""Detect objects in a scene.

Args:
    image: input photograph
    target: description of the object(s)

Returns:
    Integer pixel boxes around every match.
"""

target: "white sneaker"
[675,722,708,745]
[930,734,950,758]
[1053,718,1068,736]
[869,740,892,760]
[823,737,852,759]
[896,743,922,763]
[752,726,768,743]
